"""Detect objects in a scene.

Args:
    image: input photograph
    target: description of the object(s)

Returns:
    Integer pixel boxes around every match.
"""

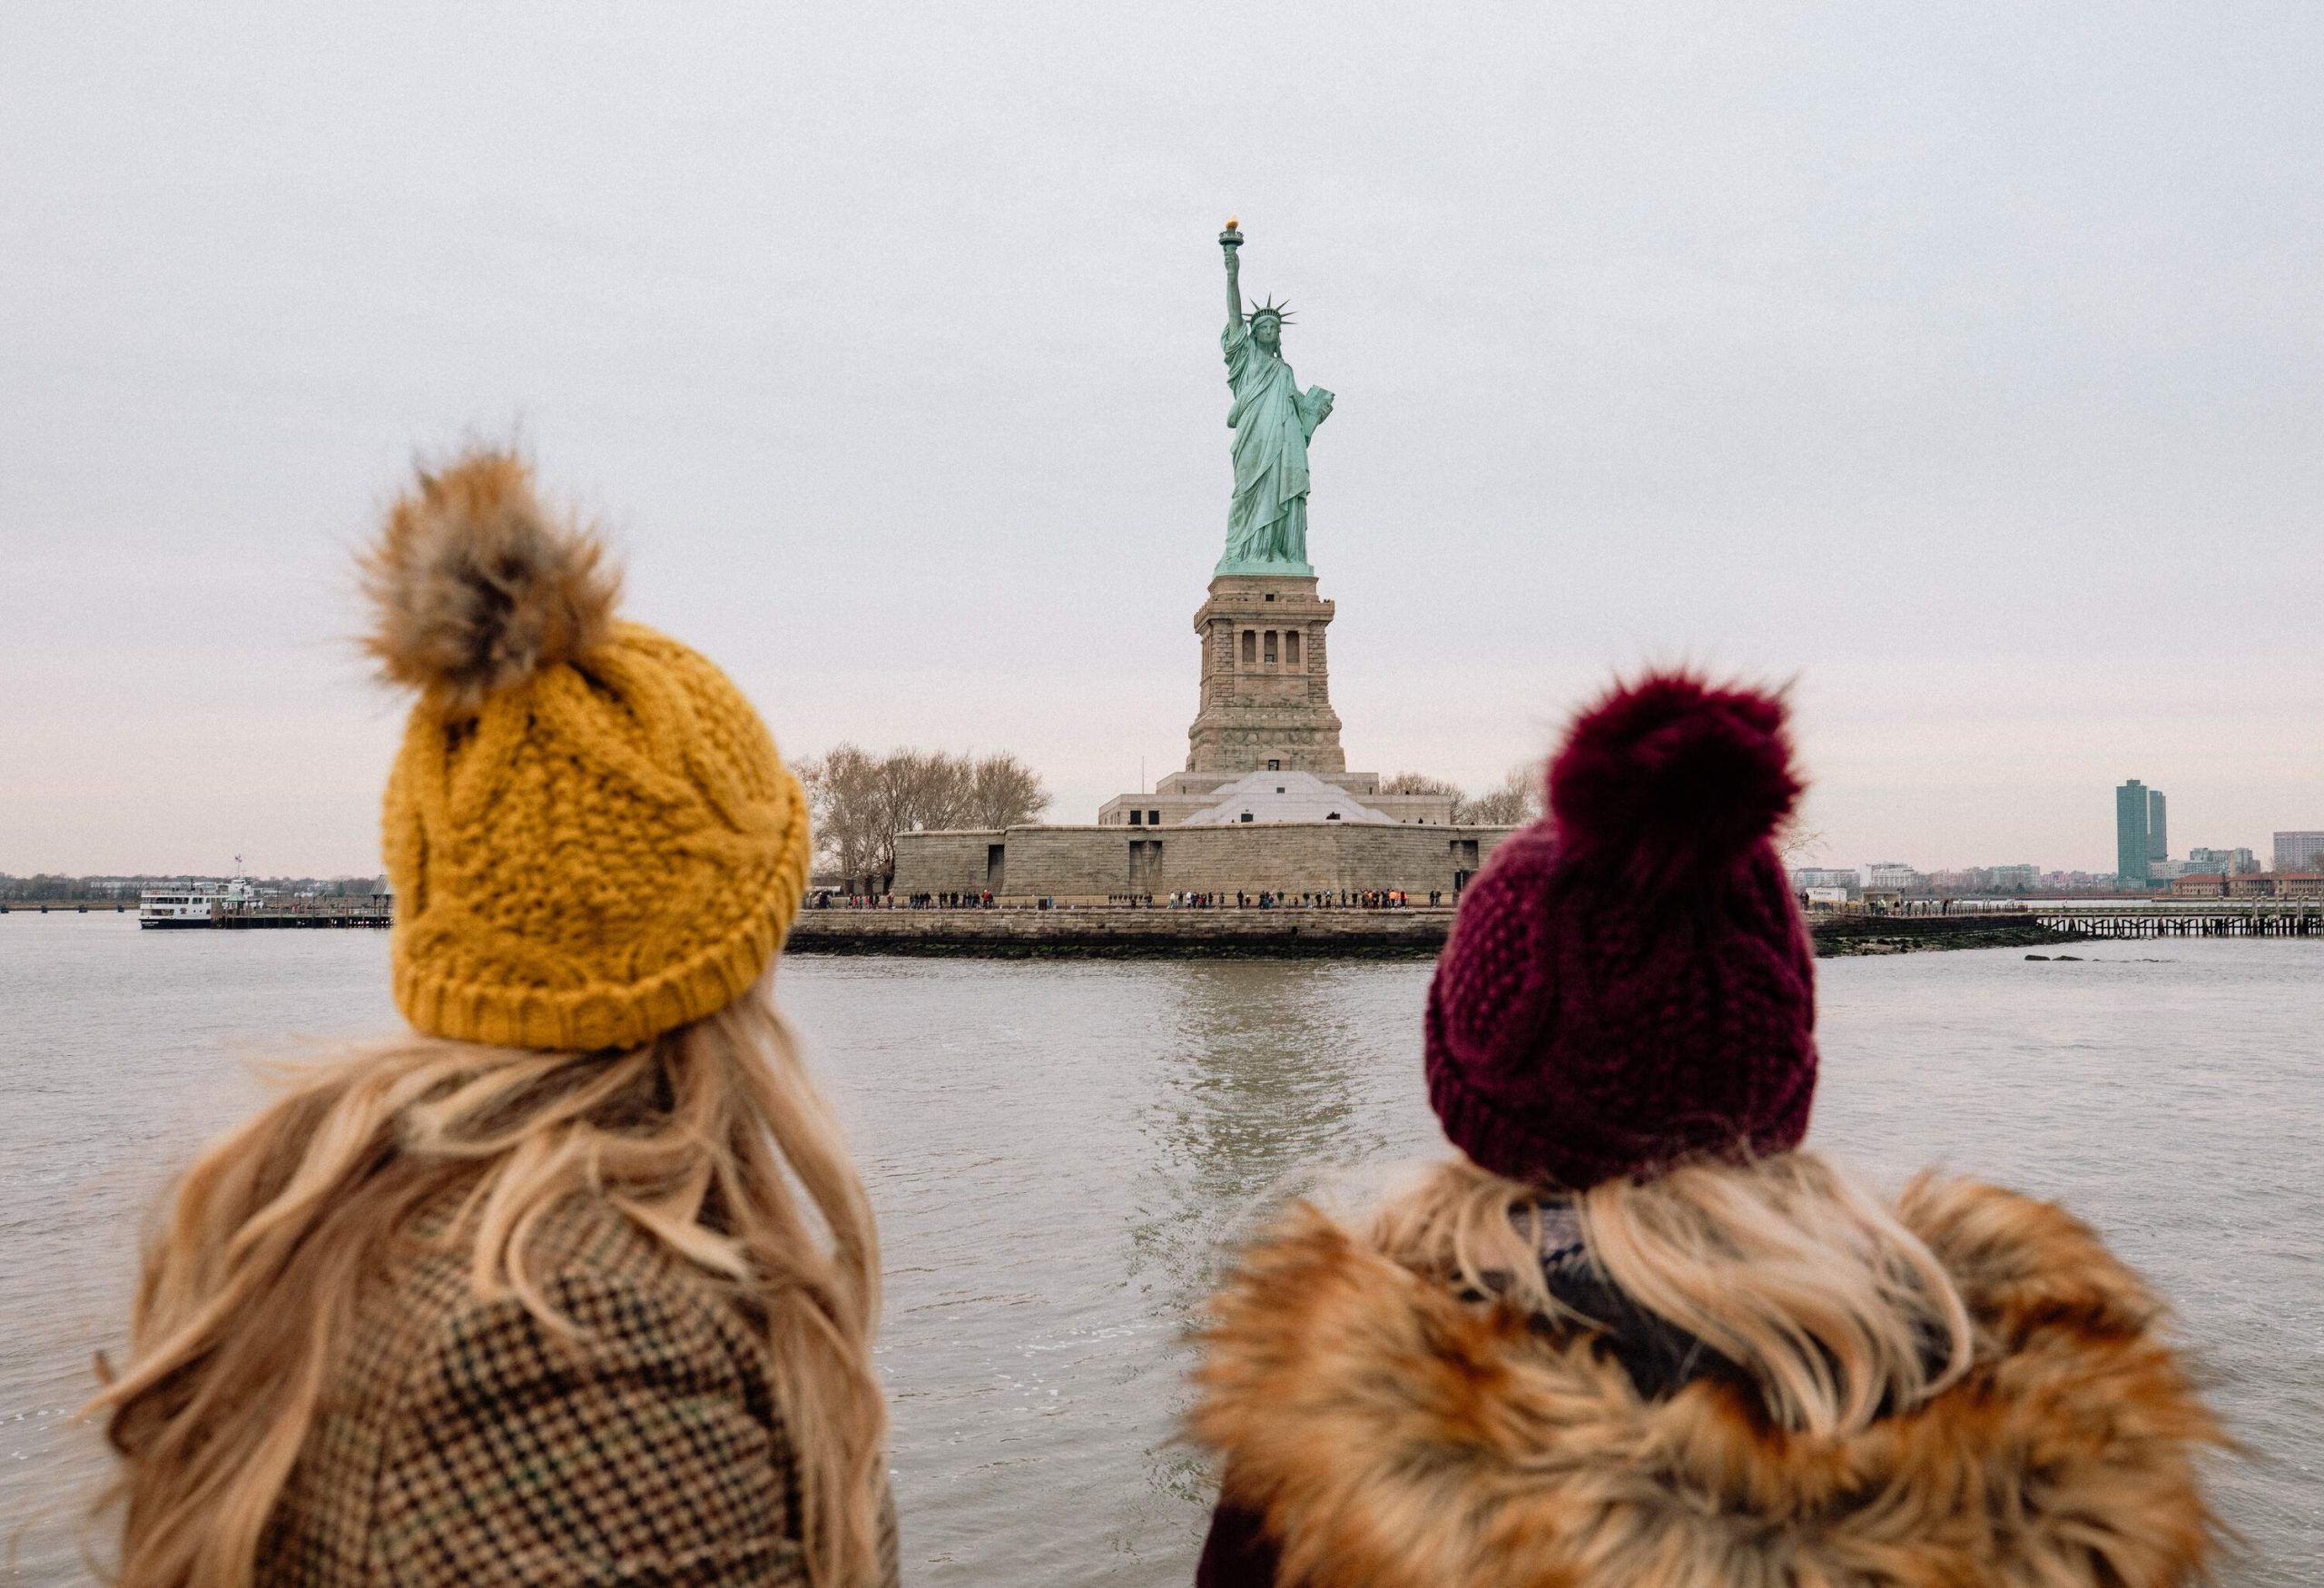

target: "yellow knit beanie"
[362,449,809,1051]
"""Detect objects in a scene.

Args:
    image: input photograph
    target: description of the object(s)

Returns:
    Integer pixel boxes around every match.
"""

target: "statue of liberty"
[1217,222,1333,575]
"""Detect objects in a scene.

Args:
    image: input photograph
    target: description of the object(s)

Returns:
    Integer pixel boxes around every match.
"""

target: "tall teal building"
[2115,779,2162,886]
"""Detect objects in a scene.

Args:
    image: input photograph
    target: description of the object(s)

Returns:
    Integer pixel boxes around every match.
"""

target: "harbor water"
[2,918,2317,1583]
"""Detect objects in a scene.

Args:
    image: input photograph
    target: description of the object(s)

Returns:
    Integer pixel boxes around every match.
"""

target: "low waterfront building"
[891,818,1512,903]
[2165,872,2323,902]
[1865,863,1925,893]
[2222,873,2324,900]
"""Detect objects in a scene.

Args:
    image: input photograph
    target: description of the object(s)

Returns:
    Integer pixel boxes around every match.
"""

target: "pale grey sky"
[5,3,2319,877]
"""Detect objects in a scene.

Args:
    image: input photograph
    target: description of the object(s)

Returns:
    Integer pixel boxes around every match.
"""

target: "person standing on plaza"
[1187,672,2222,1588]
[91,449,897,1587]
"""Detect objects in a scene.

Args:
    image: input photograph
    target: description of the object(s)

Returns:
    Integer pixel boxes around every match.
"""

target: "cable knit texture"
[370,451,809,1051]
[1425,673,1816,1187]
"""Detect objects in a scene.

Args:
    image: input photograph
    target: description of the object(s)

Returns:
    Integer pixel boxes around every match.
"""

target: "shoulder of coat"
[1187,1184,2226,1588]
[373,1190,770,1408]
[1897,1173,2171,1338]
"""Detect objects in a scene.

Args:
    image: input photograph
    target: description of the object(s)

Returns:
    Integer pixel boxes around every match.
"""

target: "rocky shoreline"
[1807,915,2086,957]
[783,908,2084,960]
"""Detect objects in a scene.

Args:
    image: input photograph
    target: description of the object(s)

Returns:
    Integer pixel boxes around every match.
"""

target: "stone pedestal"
[1183,573,1345,774]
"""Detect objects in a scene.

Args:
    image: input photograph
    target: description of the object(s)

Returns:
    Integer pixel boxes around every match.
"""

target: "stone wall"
[891,822,1514,902]
[887,831,1002,894]
[788,905,1455,957]
[785,906,2073,960]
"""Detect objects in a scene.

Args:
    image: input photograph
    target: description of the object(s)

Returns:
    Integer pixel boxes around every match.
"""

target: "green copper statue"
[1217,222,1333,576]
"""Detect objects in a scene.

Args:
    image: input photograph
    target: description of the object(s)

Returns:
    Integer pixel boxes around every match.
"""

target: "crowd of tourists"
[1163,888,1443,908]
[90,453,2226,1587]
[813,888,1452,911]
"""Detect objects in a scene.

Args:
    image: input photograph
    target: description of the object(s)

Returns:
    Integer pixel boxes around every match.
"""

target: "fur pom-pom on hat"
[1548,672,1800,893]
[360,449,622,709]
[365,448,811,1051]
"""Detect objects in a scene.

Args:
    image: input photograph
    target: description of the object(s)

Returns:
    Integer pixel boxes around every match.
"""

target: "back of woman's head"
[91,450,882,1588]
[98,989,885,1587]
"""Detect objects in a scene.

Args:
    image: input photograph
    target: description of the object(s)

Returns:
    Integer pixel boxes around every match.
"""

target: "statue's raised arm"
[1221,221,1245,336]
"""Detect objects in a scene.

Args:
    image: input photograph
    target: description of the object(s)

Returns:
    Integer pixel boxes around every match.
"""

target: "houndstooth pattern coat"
[259,1194,899,1586]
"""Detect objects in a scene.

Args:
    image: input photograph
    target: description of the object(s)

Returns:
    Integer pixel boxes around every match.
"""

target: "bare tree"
[1379,772,1461,797]
[1454,763,1543,826]
[796,745,1052,889]
[1776,819,1827,865]
[795,745,889,889]
[961,752,1051,830]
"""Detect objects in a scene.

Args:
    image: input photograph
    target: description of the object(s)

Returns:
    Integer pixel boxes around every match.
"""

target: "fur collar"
[1189,1178,2222,1588]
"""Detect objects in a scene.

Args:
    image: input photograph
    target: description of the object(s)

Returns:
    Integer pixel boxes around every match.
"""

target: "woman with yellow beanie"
[91,450,895,1587]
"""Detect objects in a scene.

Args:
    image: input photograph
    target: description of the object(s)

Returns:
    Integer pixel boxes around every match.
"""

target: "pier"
[207,902,391,929]
[2027,905,2322,939]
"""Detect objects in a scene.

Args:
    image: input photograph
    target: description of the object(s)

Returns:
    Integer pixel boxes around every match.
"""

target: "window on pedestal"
[1241,630,1256,666]
[1264,631,1278,664]
[1285,631,1301,666]
[1267,759,1281,771]
[1129,810,1143,826]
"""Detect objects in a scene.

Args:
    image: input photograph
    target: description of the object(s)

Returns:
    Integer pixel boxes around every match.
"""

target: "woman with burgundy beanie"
[1187,672,2223,1588]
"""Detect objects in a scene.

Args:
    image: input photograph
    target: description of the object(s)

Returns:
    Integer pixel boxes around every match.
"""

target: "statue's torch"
[1220,217,1242,252]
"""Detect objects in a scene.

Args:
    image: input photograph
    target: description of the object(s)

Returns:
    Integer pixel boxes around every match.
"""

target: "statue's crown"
[1246,296,1294,326]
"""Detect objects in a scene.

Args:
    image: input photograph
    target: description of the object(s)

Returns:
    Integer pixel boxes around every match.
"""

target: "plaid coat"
[259,1194,899,1586]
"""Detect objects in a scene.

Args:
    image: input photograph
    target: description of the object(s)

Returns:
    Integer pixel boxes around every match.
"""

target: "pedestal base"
[1184,574,1344,774]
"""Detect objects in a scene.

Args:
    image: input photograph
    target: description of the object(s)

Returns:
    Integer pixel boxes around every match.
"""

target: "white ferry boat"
[140,877,262,929]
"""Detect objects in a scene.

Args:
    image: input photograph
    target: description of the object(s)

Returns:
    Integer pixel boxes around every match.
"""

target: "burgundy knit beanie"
[1425,672,1817,1189]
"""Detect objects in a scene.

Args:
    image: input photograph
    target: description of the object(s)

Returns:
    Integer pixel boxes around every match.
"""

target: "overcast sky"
[5,2,2318,877]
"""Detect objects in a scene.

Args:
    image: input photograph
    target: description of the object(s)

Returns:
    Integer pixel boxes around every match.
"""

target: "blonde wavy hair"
[1369,1149,1974,1436]
[87,978,886,1588]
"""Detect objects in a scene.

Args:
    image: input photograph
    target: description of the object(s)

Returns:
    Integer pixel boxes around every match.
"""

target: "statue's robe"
[1221,321,1329,573]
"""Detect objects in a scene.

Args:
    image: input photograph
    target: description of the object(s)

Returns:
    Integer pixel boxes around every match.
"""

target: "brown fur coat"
[1189,1178,2222,1588]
